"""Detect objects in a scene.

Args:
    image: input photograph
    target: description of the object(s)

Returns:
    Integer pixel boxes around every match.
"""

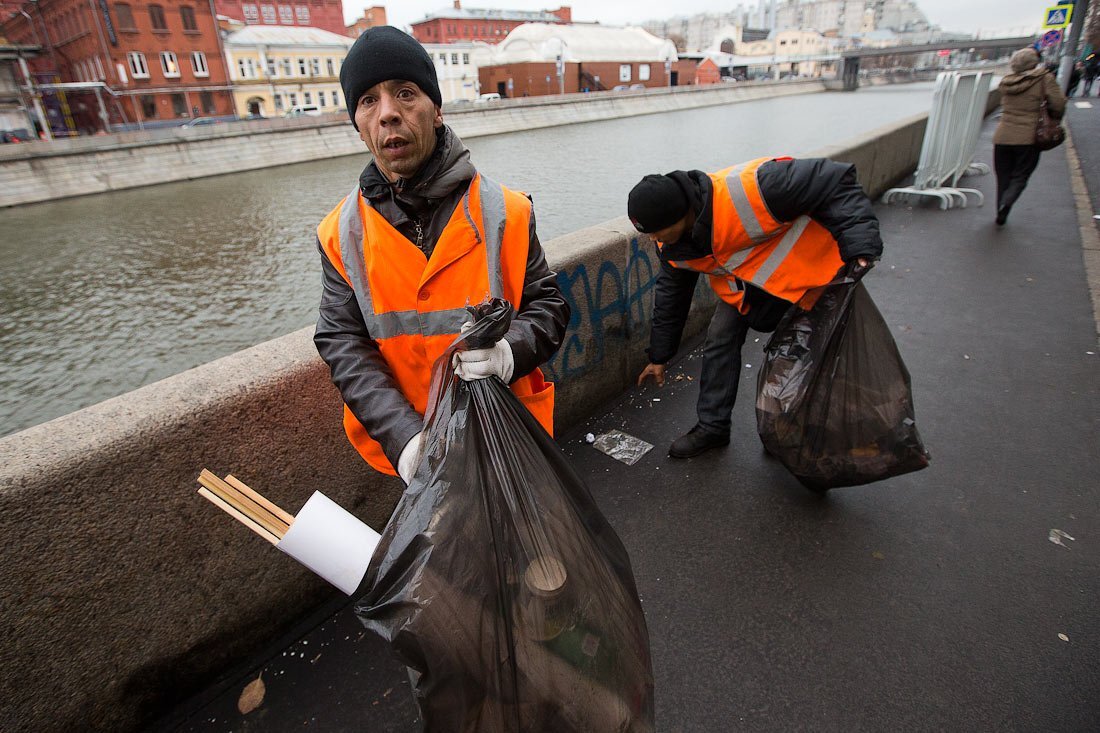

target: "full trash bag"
[354,298,655,732]
[756,279,930,491]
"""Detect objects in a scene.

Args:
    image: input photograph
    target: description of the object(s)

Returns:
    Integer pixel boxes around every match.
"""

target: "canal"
[0,82,939,436]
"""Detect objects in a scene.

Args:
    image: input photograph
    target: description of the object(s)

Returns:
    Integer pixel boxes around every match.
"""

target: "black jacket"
[648,158,884,364]
[314,126,570,467]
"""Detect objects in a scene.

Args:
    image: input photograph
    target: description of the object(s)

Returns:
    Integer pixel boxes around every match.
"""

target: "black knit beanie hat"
[340,26,442,128]
[628,174,690,233]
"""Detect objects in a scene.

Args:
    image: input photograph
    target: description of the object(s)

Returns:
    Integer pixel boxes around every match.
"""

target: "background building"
[643,0,937,53]
[346,5,386,37]
[423,41,491,102]
[1,0,235,132]
[222,23,351,116]
[0,38,41,138]
[411,1,571,45]
[213,0,346,37]
[478,23,678,97]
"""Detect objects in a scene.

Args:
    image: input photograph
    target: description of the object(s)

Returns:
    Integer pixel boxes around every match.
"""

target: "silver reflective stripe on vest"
[478,173,506,300]
[721,245,754,273]
[367,307,471,338]
[725,164,769,245]
[745,216,810,288]
[338,185,377,327]
[336,176,507,340]
[668,260,728,277]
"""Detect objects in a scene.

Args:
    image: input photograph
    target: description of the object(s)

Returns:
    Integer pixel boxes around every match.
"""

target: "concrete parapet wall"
[0,81,824,208]
[1,111,932,731]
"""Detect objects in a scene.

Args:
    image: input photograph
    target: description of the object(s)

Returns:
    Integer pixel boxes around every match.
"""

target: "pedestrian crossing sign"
[1043,5,1073,29]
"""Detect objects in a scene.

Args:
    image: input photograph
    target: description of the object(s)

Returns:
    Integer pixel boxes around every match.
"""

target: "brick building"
[1,0,235,133]
[213,0,345,37]
[411,1,570,45]
[346,5,385,37]
[478,23,681,98]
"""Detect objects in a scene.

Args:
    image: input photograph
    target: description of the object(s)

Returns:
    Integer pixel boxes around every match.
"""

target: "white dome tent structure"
[480,23,679,97]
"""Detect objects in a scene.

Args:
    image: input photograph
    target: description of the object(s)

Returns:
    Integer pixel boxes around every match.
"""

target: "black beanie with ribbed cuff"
[627,174,690,233]
[340,26,442,128]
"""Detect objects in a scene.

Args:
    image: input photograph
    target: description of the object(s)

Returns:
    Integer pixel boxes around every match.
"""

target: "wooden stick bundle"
[196,469,293,545]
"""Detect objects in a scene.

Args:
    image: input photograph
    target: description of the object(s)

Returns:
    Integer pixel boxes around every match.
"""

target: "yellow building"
[223,25,354,118]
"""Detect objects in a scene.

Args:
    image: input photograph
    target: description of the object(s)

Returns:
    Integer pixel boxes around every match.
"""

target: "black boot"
[996,205,1010,226]
[669,424,730,459]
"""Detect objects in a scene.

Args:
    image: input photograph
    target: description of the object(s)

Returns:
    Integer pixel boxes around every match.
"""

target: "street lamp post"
[1058,0,1090,94]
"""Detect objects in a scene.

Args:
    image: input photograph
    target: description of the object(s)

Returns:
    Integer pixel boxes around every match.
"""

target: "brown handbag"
[1035,97,1066,151]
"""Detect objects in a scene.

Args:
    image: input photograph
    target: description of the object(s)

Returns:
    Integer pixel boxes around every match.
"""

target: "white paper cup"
[276,491,380,595]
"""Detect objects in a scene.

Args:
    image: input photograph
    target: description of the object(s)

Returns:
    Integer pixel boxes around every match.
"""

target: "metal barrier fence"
[883,71,993,209]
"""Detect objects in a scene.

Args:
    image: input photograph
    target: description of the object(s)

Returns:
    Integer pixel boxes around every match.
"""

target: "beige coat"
[994,67,1067,146]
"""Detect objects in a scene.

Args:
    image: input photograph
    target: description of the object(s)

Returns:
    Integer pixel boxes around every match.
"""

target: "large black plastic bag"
[756,280,930,491]
[354,299,655,732]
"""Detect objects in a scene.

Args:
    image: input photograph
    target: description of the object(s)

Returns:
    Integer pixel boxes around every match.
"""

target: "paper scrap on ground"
[1048,529,1075,548]
[593,430,654,466]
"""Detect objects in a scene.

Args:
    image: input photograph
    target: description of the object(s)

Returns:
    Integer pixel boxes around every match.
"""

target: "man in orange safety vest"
[314,26,569,482]
[629,157,882,458]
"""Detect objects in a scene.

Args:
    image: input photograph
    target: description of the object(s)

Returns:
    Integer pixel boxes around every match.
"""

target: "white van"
[284,105,322,118]
[474,93,501,103]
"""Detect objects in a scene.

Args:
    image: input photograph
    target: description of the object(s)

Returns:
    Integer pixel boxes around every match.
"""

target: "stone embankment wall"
[0,80,823,208]
[1,103,985,731]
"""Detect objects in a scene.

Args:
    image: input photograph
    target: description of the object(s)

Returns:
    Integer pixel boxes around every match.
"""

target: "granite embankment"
[0,79,825,208]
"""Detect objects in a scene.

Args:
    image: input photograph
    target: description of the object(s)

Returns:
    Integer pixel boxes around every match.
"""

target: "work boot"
[669,424,730,459]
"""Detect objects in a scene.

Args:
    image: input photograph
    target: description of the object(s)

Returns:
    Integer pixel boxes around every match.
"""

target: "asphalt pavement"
[153,109,1100,732]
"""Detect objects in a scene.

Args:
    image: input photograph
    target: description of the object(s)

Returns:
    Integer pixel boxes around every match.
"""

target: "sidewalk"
[154,112,1100,732]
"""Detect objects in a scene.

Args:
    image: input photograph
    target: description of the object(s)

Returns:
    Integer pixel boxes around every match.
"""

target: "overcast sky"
[342,1,1052,38]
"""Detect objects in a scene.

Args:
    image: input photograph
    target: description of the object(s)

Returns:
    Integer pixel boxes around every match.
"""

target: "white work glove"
[396,431,423,485]
[453,338,514,382]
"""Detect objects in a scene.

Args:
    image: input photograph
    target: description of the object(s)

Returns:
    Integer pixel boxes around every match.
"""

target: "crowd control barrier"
[882,71,993,209]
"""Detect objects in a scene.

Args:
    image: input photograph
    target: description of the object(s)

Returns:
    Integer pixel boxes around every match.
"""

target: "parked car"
[181,117,220,128]
[284,105,322,117]
[474,93,501,103]
[612,84,629,91]
[1,128,34,143]
[629,83,646,90]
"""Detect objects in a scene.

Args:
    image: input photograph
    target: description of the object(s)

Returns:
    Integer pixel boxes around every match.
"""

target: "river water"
[0,82,937,436]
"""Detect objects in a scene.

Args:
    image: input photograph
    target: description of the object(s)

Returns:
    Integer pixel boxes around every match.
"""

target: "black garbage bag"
[354,298,655,732]
[756,280,930,491]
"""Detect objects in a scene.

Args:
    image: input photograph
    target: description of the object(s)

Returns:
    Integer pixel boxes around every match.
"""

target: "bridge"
[836,35,1035,89]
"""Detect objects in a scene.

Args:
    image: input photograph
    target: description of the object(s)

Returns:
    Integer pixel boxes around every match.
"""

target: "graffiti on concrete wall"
[543,237,657,381]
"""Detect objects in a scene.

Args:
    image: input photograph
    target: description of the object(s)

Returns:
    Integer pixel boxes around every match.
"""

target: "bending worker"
[629,157,883,458]
[314,26,569,482]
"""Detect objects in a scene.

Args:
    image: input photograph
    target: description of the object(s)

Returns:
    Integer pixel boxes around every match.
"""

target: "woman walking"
[993,48,1067,225]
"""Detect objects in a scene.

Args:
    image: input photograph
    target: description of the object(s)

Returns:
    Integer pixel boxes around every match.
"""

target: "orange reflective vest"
[317,172,555,475]
[659,157,844,312]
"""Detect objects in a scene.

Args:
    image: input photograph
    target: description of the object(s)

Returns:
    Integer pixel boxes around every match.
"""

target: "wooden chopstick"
[196,469,293,542]
[198,487,280,546]
[197,470,287,539]
[224,474,295,527]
